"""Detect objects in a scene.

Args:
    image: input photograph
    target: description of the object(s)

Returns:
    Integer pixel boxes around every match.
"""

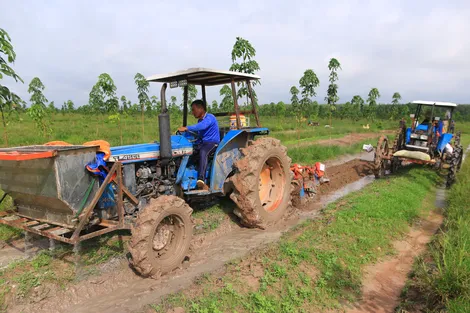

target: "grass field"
[1,113,396,147]
[398,150,470,313]
[150,166,439,312]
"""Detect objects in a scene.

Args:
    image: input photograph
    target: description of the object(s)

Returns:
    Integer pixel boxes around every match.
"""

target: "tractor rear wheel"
[230,137,291,229]
[129,196,193,278]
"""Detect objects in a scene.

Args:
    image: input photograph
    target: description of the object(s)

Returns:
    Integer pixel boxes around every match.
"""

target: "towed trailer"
[0,145,136,246]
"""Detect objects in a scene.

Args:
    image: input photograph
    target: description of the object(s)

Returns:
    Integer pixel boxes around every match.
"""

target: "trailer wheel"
[129,196,193,278]
[230,137,292,228]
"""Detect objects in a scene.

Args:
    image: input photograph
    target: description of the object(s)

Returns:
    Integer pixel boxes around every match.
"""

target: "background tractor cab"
[406,100,457,156]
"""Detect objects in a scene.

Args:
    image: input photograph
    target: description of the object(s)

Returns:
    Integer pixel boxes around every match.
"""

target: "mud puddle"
[7,153,376,313]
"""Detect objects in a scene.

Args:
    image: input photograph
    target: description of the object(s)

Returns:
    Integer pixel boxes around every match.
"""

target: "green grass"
[398,152,470,313]
[151,167,439,312]
[192,202,232,235]
[0,190,21,242]
[1,113,397,148]
[288,139,371,164]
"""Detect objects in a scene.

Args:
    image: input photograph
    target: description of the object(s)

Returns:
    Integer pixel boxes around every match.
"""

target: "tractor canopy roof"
[411,100,457,108]
[146,67,260,86]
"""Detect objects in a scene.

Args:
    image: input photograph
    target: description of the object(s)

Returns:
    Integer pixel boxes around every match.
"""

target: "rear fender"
[209,128,269,192]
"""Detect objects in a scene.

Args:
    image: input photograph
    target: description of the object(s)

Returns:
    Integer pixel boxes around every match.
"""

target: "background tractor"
[0,68,292,278]
[374,100,463,187]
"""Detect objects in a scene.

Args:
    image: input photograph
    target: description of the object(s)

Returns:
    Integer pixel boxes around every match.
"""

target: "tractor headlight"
[420,135,428,140]
[410,134,419,139]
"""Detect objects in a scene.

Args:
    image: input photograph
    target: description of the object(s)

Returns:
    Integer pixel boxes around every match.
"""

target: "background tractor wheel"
[392,124,406,153]
[230,137,292,229]
[128,196,193,278]
[446,144,463,188]
[374,136,389,178]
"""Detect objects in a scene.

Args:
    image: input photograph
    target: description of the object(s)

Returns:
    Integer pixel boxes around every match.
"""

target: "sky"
[1,0,470,107]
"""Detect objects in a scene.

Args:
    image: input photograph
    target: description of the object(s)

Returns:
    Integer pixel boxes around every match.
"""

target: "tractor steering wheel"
[176,129,200,142]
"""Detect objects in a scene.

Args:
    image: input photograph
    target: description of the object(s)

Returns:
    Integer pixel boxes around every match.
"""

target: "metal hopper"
[0,145,99,227]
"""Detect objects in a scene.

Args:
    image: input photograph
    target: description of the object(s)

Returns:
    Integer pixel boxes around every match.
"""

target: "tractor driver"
[178,100,220,190]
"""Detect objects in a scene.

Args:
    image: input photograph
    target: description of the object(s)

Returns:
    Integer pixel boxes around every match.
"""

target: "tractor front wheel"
[128,196,193,278]
[230,137,292,229]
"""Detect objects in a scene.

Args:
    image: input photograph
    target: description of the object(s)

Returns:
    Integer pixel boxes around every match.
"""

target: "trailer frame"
[0,161,134,245]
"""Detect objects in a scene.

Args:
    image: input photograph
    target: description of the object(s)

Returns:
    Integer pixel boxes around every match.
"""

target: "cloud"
[1,0,470,109]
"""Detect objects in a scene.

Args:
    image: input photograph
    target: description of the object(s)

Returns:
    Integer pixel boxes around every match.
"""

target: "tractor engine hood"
[109,135,193,163]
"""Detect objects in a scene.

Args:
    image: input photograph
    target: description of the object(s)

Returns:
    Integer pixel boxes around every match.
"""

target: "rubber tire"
[230,137,292,228]
[128,195,193,278]
[374,136,389,179]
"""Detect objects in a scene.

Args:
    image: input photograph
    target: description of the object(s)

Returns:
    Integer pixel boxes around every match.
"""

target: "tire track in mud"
[9,153,376,313]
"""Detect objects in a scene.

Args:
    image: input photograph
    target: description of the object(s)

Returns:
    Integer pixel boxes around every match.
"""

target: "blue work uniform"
[187,113,220,182]
[187,113,220,143]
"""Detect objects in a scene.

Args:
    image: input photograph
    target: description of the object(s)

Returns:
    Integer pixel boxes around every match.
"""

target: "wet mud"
[6,153,377,313]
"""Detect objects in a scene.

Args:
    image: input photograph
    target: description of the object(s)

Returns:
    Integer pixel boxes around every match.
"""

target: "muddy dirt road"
[344,188,445,313]
[8,154,376,313]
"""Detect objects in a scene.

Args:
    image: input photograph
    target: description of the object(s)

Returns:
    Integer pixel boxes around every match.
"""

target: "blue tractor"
[373,100,463,187]
[0,68,292,278]
[98,68,292,276]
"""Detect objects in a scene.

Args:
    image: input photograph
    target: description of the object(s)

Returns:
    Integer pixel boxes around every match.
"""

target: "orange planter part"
[44,141,73,146]
[82,140,111,161]
[43,139,111,161]
[0,150,56,161]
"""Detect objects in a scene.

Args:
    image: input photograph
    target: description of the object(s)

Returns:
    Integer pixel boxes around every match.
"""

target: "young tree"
[89,73,118,114]
[48,101,56,113]
[391,92,401,105]
[350,95,365,121]
[211,100,219,113]
[63,100,74,112]
[28,77,51,137]
[188,84,198,104]
[306,101,319,120]
[290,85,302,139]
[219,85,233,112]
[135,73,150,140]
[390,92,402,120]
[169,96,179,114]
[121,95,128,113]
[151,95,161,113]
[299,69,320,119]
[366,88,380,121]
[229,37,260,106]
[145,100,153,116]
[325,58,341,126]
[275,101,286,117]
[0,28,24,146]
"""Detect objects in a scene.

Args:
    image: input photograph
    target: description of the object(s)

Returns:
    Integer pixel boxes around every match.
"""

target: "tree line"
[2,27,470,146]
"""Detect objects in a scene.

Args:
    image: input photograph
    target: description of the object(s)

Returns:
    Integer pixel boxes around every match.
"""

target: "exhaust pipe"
[159,83,172,164]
